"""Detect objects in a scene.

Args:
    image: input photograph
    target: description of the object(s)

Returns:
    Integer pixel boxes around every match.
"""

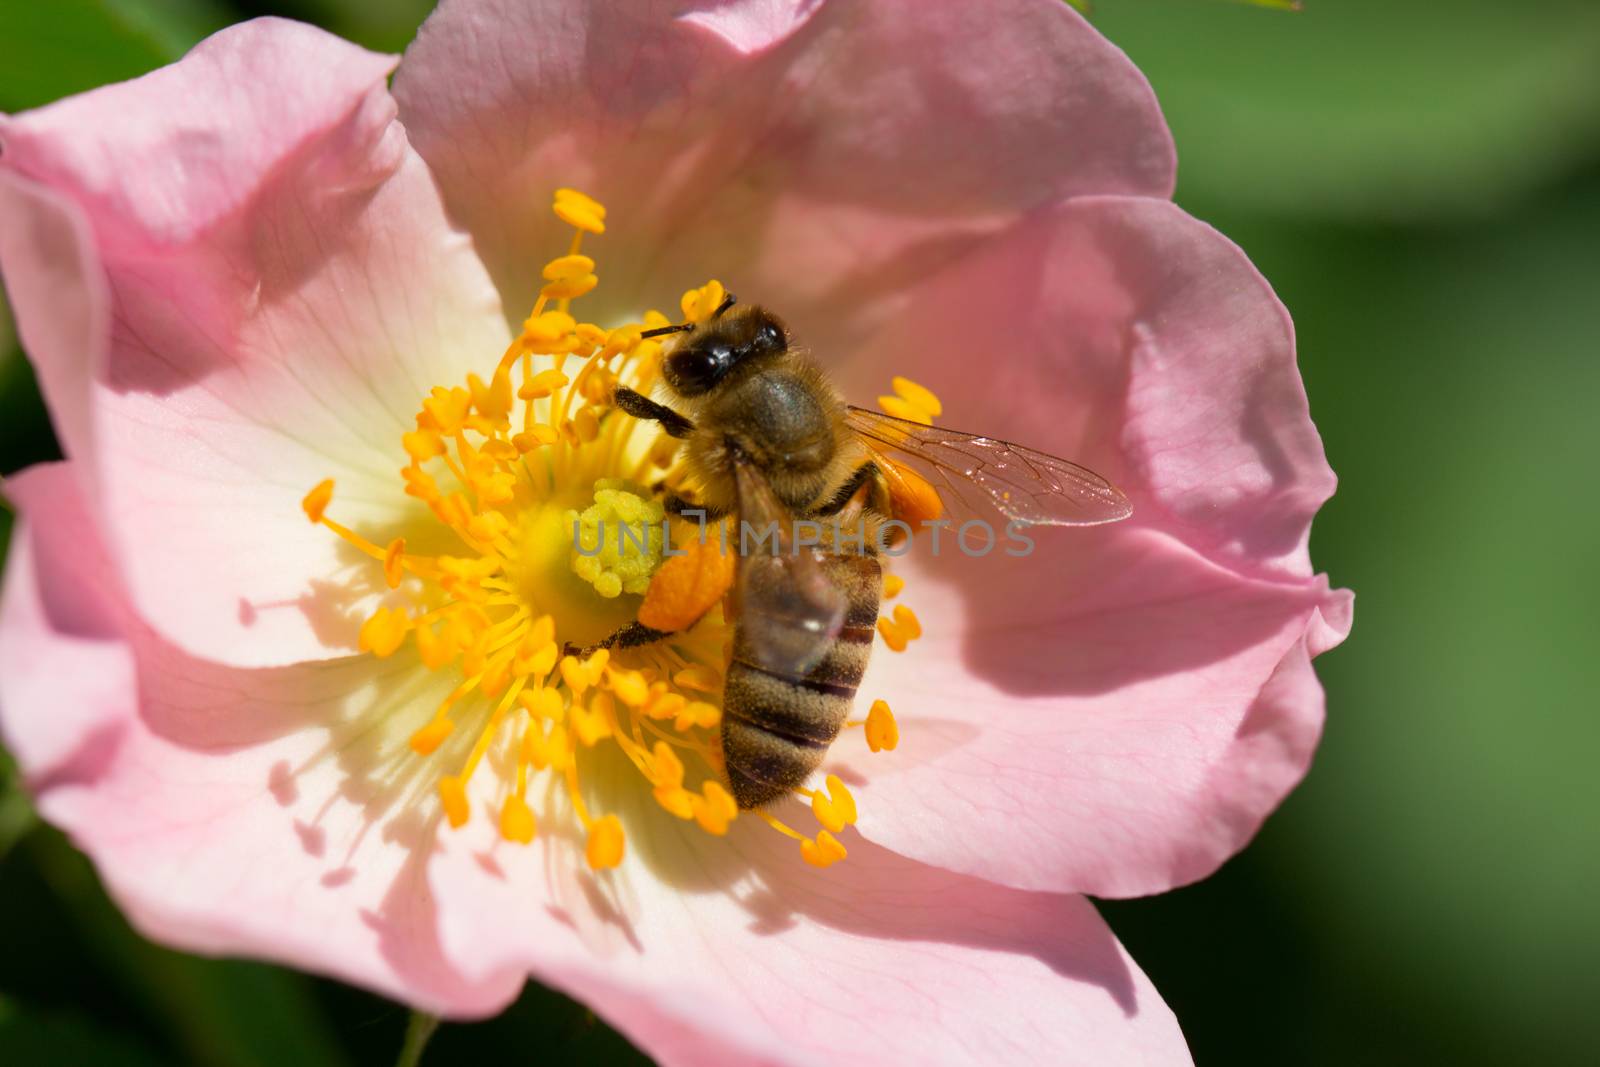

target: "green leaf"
[1093,0,1600,219]
[261,0,435,52]
[0,0,230,112]
[0,998,169,1067]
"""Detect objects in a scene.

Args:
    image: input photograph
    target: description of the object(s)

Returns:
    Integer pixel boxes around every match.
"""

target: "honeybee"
[598,295,1132,809]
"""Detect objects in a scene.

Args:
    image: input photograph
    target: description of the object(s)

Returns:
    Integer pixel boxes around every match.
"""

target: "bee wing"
[731,453,847,676]
[844,405,1133,527]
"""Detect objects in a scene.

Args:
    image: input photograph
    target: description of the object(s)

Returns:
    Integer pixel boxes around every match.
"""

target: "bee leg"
[563,621,675,659]
[613,386,695,439]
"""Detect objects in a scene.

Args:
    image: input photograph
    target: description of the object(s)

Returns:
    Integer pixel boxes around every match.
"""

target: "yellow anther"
[302,479,334,524]
[518,641,558,679]
[675,700,720,732]
[422,386,472,435]
[610,669,650,708]
[414,623,453,670]
[681,279,726,322]
[513,427,560,452]
[480,438,518,462]
[654,785,696,820]
[359,606,411,657]
[573,405,600,442]
[382,538,406,589]
[644,690,686,722]
[581,367,616,404]
[810,774,857,833]
[583,648,610,686]
[865,699,899,753]
[601,324,643,359]
[402,464,440,503]
[554,188,606,234]
[518,686,564,721]
[876,616,909,653]
[439,776,469,829]
[467,510,511,543]
[882,573,905,599]
[559,654,588,695]
[877,394,933,425]
[409,716,454,756]
[468,368,514,423]
[402,429,445,462]
[522,310,577,348]
[545,722,573,773]
[891,604,922,640]
[586,814,625,869]
[542,254,596,283]
[500,795,536,844]
[891,376,943,419]
[541,272,599,301]
[519,368,570,400]
[671,666,720,693]
[693,781,738,835]
[479,658,511,699]
[649,740,685,789]
[570,693,614,747]
[801,831,848,869]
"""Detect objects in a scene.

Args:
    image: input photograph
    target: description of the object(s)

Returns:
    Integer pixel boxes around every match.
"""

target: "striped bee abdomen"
[722,552,882,809]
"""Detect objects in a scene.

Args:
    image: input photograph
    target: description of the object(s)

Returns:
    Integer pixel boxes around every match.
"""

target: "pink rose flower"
[0,3,1350,1064]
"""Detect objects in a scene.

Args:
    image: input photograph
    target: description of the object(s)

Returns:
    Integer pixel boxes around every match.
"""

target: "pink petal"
[393,0,1173,349]
[0,18,511,668]
[427,790,1192,1065]
[0,462,519,1014]
[830,195,1337,581]
[840,531,1349,898]
[818,196,1351,896]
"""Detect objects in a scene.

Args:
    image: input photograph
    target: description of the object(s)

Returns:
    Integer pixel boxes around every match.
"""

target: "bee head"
[654,301,788,397]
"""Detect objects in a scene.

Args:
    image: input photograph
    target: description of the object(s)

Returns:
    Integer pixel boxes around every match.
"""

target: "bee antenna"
[713,292,737,319]
[640,322,694,339]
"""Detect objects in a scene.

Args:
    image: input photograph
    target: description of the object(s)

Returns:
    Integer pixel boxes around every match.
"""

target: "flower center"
[301,190,916,870]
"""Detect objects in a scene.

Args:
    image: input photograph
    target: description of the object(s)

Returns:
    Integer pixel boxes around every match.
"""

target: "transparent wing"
[731,454,847,675]
[845,405,1133,527]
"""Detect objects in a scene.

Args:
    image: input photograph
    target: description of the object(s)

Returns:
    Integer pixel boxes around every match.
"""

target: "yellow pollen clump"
[300,187,917,872]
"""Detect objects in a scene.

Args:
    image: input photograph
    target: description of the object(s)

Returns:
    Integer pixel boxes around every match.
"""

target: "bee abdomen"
[721,553,881,809]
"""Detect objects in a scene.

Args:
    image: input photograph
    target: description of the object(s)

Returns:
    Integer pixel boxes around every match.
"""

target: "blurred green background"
[2,0,1597,1063]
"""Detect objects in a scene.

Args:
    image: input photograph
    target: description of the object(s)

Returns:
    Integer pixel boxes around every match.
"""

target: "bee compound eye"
[667,344,728,395]
[757,322,786,353]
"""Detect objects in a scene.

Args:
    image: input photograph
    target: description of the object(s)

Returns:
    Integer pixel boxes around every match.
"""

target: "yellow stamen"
[301,479,334,523]
[586,813,625,869]
[359,606,411,657]
[865,699,899,753]
[439,775,469,828]
[500,795,537,844]
[891,376,943,418]
[809,774,857,833]
[300,187,919,873]
[801,831,848,869]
